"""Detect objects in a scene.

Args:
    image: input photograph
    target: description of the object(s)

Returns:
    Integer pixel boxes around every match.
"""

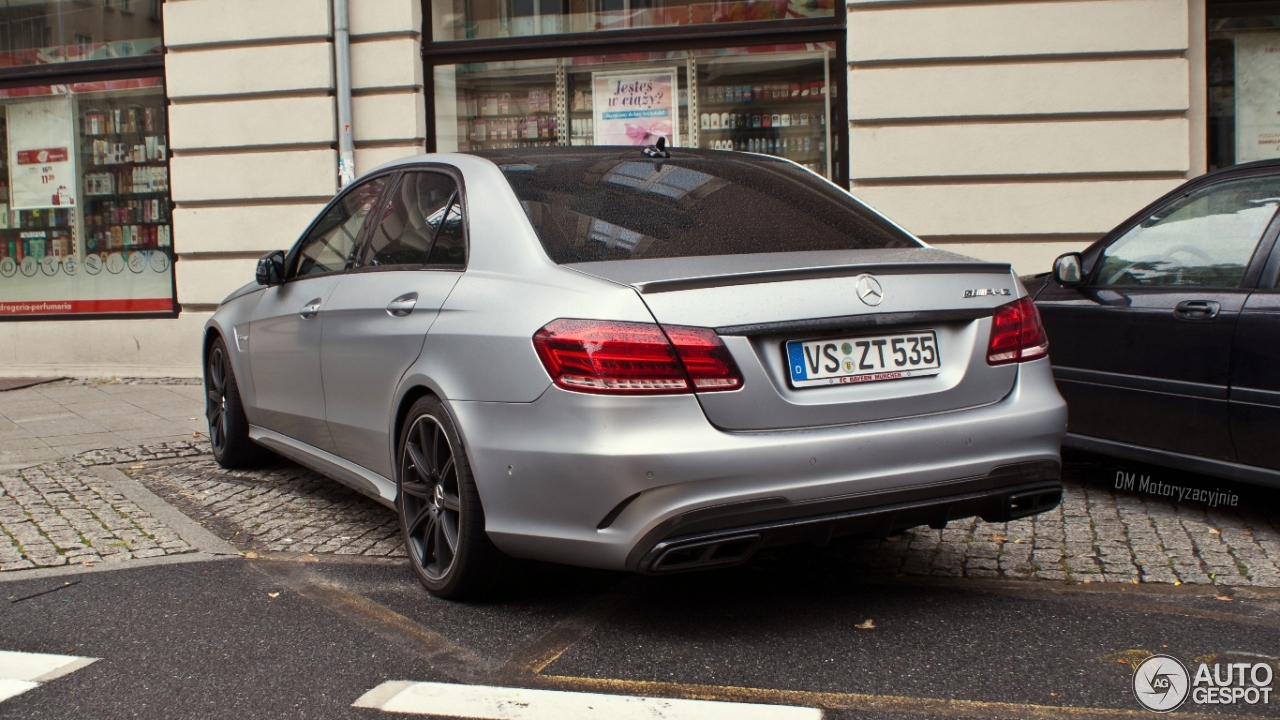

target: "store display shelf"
[698,102,825,111]
[82,131,165,139]
[91,244,166,252]
[699,125,823,131]
[85,191,169,198]
[82,160,168,169]
[474,111,555,118]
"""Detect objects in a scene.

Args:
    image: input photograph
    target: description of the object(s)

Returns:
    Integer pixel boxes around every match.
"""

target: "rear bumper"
[450,358,1067,571]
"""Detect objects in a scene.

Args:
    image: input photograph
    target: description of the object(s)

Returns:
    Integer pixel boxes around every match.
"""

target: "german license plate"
[786,331,941,388]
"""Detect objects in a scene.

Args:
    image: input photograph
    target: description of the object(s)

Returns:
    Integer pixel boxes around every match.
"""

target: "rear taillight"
[533,319,743,394]
[986,297,1049,365]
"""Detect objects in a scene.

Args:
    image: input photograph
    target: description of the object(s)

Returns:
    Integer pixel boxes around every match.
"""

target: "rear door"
[1036,174,1280,461]
[321,170,466,478]
[248,175,391,451]
[1229,238,1280,470]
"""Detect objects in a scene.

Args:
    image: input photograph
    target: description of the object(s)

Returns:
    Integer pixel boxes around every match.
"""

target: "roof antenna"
[642,136,670,159]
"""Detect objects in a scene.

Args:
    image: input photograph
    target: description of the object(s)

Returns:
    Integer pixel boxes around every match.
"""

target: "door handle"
[386,292,418,317]
[1174,300,1220,320]
[299,299,323,319]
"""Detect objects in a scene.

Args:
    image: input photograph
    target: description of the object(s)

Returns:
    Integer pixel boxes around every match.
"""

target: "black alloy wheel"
[400,413,463,581]
[204,336,264,469]
[206,344,230,454]
[397,396,504,599]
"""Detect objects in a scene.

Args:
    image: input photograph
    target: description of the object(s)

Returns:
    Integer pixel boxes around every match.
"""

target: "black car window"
[1095,176,1280,288]
[360,172,462,268]
[491,151,918,263]
[427,200,466,267]
[293,176,390,279]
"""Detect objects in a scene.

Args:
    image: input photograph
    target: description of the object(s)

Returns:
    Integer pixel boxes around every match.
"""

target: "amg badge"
[963,288,1011,298]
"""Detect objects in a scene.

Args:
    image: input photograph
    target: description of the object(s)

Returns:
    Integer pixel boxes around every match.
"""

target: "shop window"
[0,78,175,316]
[0,0,161,66]
[433,0,836,41]
[1207,13,1280,169]
[434,43,836,180]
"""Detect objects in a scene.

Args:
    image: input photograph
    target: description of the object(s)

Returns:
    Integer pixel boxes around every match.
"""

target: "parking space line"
[353,680,823,719]
[492,578,640,681]
[248,560,490,682]
[0,650,97,704]
[534,674,1261,720]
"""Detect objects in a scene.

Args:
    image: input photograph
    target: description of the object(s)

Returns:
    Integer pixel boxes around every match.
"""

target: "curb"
[88,464,240,556]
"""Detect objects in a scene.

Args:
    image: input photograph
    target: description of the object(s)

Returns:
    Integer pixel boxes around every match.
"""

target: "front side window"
[489,149,916,264]
[293,176,389,279]
[1095,176,1280,288]
[359,172,462,268]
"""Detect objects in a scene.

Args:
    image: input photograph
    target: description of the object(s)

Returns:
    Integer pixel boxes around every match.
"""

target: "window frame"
[349,164,471,274]
[284,171,399,283]
[1081,166,1280,292]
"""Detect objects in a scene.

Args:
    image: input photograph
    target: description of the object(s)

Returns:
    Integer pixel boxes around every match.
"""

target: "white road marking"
[0,679,39,703]
[354,680,823,719]
[0,650,98,703]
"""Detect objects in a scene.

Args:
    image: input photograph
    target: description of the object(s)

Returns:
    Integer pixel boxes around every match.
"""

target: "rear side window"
[495,153,918,264]
[360,172,463,268]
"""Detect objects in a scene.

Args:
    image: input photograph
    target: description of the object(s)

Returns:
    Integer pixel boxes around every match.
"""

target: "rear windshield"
[489,150,919,264]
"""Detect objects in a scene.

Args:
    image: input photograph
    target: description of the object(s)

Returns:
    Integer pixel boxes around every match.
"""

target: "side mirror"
[1052,252,1083,286]
[256,250,286,286]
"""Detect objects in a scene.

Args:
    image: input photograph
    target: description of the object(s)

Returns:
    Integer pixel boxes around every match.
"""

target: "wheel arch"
[390,381,491,513]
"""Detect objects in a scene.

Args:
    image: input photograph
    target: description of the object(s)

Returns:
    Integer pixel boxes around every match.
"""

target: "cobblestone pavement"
[126,457,405,558]
[121,452,1280,588]
[0,441,210,571]
[5,436,1279,586]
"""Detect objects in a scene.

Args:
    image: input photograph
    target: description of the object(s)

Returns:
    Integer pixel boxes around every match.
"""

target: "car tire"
[205,336,267,469]
[397,395,506,600]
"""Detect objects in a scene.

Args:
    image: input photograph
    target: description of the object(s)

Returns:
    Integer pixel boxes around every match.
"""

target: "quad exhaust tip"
[648,533,764,573]
[1006,487,1062,520]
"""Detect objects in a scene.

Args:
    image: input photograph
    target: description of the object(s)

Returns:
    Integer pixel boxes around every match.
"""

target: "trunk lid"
[568,248,1024,430]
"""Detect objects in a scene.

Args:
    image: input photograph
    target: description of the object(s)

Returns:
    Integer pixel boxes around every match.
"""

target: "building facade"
[0,0,1262,375]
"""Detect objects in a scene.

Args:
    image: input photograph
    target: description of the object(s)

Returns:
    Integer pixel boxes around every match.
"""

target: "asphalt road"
[3,541,1278,719]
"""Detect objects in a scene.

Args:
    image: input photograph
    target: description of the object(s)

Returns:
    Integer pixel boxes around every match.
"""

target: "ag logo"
[854,274,883,307]
[1134,654,1190,712]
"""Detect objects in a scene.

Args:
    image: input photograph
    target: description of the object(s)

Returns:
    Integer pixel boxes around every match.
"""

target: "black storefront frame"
[420,5,850,187]
[0,48,178,323]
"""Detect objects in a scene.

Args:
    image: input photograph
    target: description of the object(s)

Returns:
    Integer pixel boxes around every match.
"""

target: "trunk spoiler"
[632,262,1012,294]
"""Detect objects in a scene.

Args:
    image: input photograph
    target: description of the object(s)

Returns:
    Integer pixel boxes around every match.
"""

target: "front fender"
[204,291,264,421]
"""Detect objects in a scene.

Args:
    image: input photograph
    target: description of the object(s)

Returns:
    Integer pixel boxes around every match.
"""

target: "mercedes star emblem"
[855,274,884,306]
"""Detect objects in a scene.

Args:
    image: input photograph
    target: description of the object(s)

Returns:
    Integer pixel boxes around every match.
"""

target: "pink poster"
[592,69,679,146]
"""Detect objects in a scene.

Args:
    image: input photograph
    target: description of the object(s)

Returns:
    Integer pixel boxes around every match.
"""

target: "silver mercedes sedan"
[203,147,1067,598]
